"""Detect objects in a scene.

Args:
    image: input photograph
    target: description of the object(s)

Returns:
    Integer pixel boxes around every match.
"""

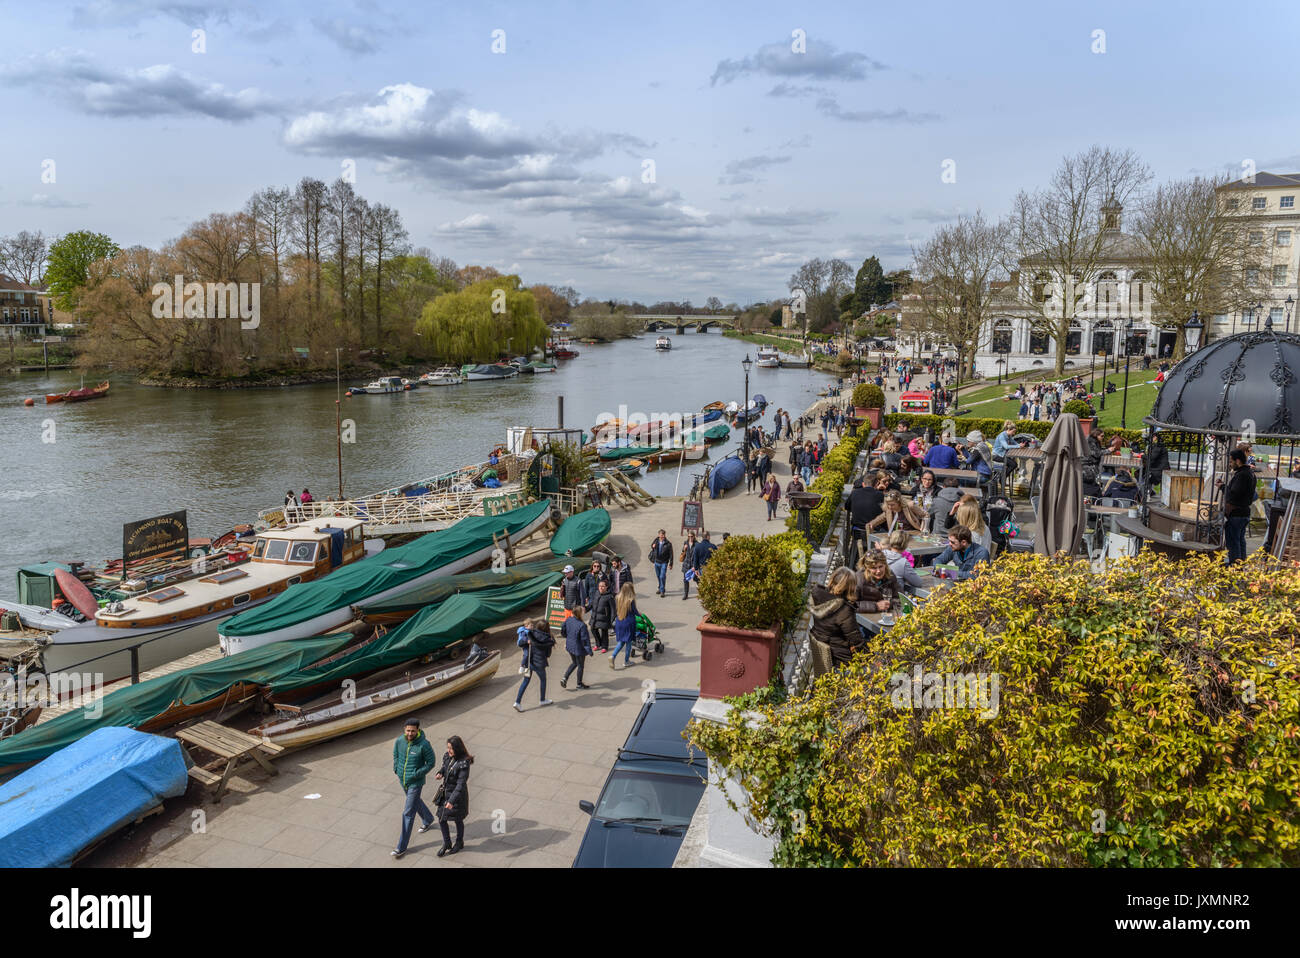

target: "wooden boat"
[251,650,500,750]
[48,381,110,404]
[644,444,705,469]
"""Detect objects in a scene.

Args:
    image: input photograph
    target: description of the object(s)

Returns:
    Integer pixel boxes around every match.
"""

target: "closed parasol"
[1034,412,1087,557]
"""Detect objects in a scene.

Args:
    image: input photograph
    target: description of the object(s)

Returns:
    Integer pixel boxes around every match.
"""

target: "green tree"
[45,230,120,312]
[852,255,888,315]
[416,276,545,363]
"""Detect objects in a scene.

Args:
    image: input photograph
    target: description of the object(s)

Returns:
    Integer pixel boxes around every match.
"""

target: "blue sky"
[2,0,1298,304]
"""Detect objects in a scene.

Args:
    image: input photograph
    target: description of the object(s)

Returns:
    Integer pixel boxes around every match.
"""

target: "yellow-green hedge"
[691,551,1300,866]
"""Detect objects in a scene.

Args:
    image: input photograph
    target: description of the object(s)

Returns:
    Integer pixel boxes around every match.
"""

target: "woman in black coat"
[588,579,616,651]
[513,621,555,711]
[434,735,474,856]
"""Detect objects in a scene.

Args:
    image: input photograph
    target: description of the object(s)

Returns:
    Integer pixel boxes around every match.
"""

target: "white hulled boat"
[655,336,672,350]
[421,366,464,386]
[756,345,780,367]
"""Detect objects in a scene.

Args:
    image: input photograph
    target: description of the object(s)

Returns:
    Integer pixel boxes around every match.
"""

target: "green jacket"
[393,730,437,789]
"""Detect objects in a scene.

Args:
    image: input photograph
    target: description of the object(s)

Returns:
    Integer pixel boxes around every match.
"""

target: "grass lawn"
[955,367,1161,428]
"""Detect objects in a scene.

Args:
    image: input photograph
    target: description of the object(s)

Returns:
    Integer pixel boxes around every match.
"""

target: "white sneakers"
[539,699,554,706]
[512,702,522,712]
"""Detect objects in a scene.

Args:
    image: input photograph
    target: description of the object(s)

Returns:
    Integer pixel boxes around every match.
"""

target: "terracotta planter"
[854,407,883,429]
[697,615,783,699]
[1080,416,1096,437]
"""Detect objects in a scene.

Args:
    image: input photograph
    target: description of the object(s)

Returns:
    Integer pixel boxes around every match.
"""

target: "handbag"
[433,783,446,806]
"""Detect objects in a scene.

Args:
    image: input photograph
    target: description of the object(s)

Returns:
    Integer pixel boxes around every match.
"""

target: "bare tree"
[0,230,50,285]
[366,203,409,344]
[291,177,327,317]
[911,211,1011,380]
[1009,146,1152,376]
[1130,175,1269,357]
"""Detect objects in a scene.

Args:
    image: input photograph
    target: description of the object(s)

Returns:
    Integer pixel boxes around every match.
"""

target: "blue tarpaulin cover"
[0,726,188,867]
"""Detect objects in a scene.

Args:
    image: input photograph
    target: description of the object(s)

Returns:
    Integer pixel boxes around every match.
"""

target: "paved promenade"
[91,397,848,869]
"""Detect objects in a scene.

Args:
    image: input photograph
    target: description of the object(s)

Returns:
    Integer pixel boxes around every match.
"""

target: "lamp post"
[1120,317,1136,429]
[1185,311,1203,352]
[742,353,753,478]
[1286,295,1295,333]
[1098,351,1106,410]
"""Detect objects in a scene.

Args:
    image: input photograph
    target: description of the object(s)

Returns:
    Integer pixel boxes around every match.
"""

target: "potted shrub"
[696,536,803,699]
[851,383,886,429]
[1061,399,1096,435]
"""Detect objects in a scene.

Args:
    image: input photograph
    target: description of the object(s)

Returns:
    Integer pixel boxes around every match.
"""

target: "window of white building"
[1271,307,1286,326]
[1274,265,1288,286]
[1279,230,1293,247]
[1249,230,1265,246]
[1282,195,1295,209]
[1253,197,1267,210]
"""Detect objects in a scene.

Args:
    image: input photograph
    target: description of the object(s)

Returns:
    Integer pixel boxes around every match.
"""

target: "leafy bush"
[1062,399,1093,419]
[852,383,886,409]
[698,535,805,631]
[690,552,1300,867]
[882,413,1144,446]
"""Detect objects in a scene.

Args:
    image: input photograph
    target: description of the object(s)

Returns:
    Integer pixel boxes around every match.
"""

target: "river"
[0,330,834,596]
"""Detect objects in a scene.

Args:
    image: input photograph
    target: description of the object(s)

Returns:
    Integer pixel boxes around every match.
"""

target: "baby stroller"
[631,612,664,661]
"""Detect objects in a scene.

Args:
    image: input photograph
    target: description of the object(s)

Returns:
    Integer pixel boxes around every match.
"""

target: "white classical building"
[965,174,1300,378]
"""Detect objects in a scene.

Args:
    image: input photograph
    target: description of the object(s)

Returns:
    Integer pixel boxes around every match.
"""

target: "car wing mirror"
[579,800,595,815]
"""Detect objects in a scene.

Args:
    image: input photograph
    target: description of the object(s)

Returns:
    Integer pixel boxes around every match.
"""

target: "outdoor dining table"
[905,565,954,600]
[925,466,982,487]
[856,610,898,634]
[869,531,948,559]
[176,720,284,803]
[1004,447,1046,499]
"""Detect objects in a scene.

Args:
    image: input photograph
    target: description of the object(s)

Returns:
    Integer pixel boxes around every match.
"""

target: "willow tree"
[416,276,545,363]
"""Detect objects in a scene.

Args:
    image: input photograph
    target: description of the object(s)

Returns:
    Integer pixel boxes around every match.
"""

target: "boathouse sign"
[123,510,189,564]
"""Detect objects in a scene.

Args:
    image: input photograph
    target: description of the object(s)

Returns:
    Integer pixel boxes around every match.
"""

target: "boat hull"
[36,614,232,686]
[256,652,500,750]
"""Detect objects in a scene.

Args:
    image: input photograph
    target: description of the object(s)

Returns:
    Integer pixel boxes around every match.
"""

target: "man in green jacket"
[392,717,437,859]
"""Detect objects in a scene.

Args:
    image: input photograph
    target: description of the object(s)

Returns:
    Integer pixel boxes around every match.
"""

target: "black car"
[572,688,707,868]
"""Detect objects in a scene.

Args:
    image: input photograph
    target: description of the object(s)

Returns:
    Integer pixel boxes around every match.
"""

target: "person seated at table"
[954,500,992,553]
[1101,469,1139,502]
[923,434,960,470]
[808,567,867,665]
[867,490,929,534]
[910,468,938,510]
[931,477,965,531]
[856,549,900,612]
[882,529,927,590]
[896,455,920,486]
[877,439,902,471]
[992,420,1020,461]
[907,435,926,458]
[961,430,994,485]
[1142,431,1169,498]
[1106,433,1125,457]
[932,525,991,581]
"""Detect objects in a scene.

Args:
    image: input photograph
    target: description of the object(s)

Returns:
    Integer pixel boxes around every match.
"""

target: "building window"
[1274,265,1288,286]
[1249,230,1264,246]
[1246,268,1260,285]
[1242,309,1256,325]
[1282,195,1295,209]
[1252,197,1267,210]
[1029,331,1050,355]
[1213,314,1228,325]
[1225,197,1240,211]
[1271,307,1285,326]
[1279,230,1293,247]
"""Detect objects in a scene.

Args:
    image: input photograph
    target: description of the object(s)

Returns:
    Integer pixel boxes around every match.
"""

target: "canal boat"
[32,518,374,684]
[655,336,672,351]
[420,366,464,386]
[348,376,406,395]
[252,650,500,751]
[756,345,781,368]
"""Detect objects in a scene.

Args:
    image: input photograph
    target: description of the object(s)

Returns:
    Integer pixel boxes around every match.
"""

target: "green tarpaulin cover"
[269,571,560,692]
[598,444,660,460]
[220,501,551,637]
[0,633,355,770]
[549,508,611,557]
[358,557,573,616]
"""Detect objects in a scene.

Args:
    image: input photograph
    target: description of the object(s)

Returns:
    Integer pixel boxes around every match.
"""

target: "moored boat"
[51,381,110,404]
[420,366,464,386]
[463,363,519,381]
[756,345,780,368]
[348,376,406,395]
[252,651,500,751]
[706,453,746,498]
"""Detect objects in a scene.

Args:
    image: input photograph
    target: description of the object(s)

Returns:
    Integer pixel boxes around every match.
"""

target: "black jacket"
[589,590,616,630]
[1223,465,1256,516]
[520,627,555,670]
[608,563,634,593]
[436,752,471,822]
[648,538,674,566]
[849,487,884,530]
[560,574,584,610]
[808,584,865,665]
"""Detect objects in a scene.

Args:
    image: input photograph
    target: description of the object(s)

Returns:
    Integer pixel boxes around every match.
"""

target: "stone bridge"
[632,314,736,332]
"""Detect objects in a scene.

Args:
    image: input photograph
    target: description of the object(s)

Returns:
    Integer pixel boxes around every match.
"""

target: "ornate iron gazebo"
[1141,326,1300,555]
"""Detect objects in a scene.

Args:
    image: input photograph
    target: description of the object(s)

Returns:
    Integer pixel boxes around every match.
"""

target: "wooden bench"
[177,720,284,803]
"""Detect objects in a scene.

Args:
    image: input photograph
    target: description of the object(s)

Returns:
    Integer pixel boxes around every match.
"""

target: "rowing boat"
[252,651,500,751]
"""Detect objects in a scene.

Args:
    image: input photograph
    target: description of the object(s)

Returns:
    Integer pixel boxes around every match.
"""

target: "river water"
[0,331,834,596]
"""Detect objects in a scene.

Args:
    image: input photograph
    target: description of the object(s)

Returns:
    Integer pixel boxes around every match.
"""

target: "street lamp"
[1098,351,1107,410]
[741,353,753,481]
[1185,311,1203,352]
[1121,317,1134,429]
[1286,295,1295,333]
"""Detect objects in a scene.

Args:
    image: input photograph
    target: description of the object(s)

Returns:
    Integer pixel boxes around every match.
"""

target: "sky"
[2,0,1298,305]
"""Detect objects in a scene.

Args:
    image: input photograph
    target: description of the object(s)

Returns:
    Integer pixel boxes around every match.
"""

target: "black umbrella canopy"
[1149,330,1300,438]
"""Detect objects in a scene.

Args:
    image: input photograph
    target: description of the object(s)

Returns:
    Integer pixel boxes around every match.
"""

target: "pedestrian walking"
[608,555,634,593]
[680,531,698,599]
[513,618,555,710]
[391,717,437,859]
[610,582,639,669]
[756,447,772,486]
[648,528,674,596]
[432,735,473,857]
[560,606,593,689]
[763,474,781,521]
[559,564,583,610]
[589,578,615,651]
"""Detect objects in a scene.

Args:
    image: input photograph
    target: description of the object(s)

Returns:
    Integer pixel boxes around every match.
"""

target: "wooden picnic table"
[926,467,984,486]
[176,720,284,803]
[1004,447,1045,461]
[1101,454,1144,472]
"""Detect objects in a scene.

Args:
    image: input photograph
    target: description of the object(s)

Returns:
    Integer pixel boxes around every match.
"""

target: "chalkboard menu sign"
[123,510,189,565]
[681,500,704,536]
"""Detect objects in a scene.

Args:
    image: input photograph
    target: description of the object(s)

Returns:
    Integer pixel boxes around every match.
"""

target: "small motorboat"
[550,336,580,359]
[756,346,780,368]
[464,364,519,381]
[519,361,557,374]
[655,336,672,351]
[348,376,405,395]
[421,366,464,386]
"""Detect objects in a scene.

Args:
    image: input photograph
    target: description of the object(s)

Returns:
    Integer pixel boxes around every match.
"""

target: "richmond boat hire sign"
[123,510,189,565]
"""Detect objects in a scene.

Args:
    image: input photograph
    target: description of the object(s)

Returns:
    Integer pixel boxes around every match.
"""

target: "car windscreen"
[595,769,705,826]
